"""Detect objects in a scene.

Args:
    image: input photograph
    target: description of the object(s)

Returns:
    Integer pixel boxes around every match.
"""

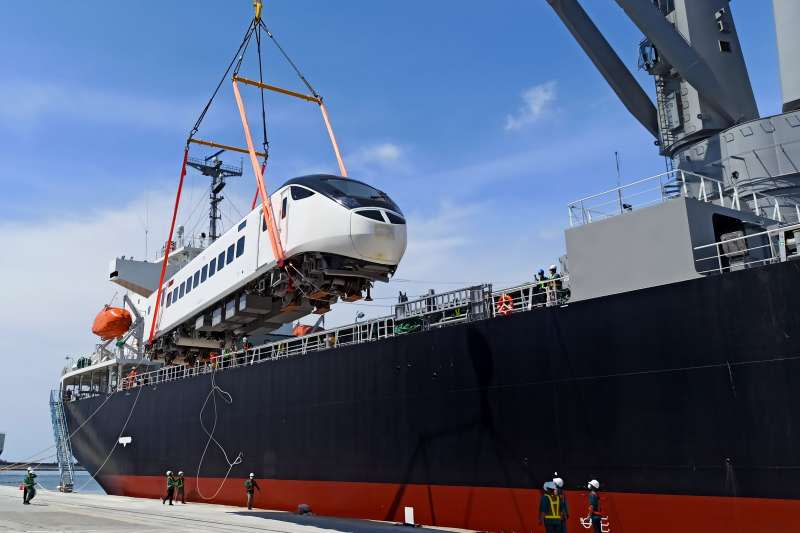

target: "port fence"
[77,278,569,396]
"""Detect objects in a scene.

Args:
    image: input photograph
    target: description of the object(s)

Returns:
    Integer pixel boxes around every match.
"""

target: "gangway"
[49,390,75,492]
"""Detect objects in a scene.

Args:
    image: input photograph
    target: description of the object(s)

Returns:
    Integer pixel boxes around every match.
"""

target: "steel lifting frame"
[232,75,350,269]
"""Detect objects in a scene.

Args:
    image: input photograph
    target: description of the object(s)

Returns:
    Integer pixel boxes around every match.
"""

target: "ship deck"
[0,485,465,533]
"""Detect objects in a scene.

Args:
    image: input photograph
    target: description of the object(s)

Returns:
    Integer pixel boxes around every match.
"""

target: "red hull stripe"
[101,475,800,533]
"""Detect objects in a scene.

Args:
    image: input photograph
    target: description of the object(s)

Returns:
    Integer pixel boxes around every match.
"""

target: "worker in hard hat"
[546,265,562,307]
[534,269,547,306]
[176,471,186,504]
[538,481,562,533]
[244,473,261,510]
[161,470,176,505]
[553,475,569,531]
[22,467,37,504]
[587,479,605,533]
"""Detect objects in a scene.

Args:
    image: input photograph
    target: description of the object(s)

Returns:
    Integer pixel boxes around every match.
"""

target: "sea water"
[0,469,105,494]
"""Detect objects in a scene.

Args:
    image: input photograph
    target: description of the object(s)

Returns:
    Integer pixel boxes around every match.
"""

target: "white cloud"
[505,81,558,131]
[0,79,196,131]
[349,142,404,168]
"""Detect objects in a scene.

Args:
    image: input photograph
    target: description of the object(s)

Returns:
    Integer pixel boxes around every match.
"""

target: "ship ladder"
[48,390,75,492]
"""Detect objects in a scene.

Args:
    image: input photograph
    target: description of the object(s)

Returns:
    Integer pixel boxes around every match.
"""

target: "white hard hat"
[166,470,172,475]
[178,471,184,476]
[588,479,600,490]
[249,473,255,478]
[549,264,557,270]
[553,477,564,488]
[543,481,556,491]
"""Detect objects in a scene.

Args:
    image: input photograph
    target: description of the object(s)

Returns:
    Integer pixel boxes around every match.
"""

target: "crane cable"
[148,19,260,345]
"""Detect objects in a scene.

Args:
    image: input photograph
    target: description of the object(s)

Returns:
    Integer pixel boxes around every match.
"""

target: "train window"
[238,220,247,231]
[226,244,235,263]
[386,212,406,224]
[193,271,200,287]
[172,288,178,303]
[356,210,385,222]
[166,291,171,308]
[186,276,192,294]
[161,290,166,307]
[281,197,287,219]
[217,251,226,271]
[291,186,314,200]
[236,236,245,257]
[209,257,217,276]
[262,217,267,232]
[201,265,208,282]
[179,282,185,298]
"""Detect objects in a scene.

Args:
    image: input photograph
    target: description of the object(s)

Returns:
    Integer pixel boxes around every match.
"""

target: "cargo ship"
[54,2,800,532]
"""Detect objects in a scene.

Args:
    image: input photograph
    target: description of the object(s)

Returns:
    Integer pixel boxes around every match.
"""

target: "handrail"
[567,169,800,227]
[692,221,800,275]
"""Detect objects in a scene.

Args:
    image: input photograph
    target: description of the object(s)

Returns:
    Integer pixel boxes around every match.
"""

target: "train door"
[279,188,290,248]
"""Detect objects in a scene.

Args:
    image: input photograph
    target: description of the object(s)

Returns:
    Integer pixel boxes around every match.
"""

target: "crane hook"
[253,0,263,21]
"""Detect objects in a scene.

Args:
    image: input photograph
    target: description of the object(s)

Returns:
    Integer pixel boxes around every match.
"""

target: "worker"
[176,471,186,504]
[587,479,605,533]
[546,265,562,307]
[22,467,37,505]
[161,470,176,505]
[538,481,562,533]
[125,366,138,389]
[553,475,569,532]
[244,473,261,510]
[535,269,547,305]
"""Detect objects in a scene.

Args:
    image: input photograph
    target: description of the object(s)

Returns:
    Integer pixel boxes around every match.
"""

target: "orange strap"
[319,102,347,177]
[148,148,189,344]
[251,162,267,210]
[232,79,286,266]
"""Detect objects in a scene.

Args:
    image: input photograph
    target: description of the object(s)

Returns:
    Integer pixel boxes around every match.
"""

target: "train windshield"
[283,174,402,213]
[322,178,384,200]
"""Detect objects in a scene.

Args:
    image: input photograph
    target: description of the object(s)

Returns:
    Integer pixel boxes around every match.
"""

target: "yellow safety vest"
[544,493,561,519]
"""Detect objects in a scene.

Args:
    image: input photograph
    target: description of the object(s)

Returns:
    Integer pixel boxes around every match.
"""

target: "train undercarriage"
[147,252,393,360]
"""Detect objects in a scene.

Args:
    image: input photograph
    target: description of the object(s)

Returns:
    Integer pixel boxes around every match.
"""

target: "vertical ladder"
[49,390,75,492]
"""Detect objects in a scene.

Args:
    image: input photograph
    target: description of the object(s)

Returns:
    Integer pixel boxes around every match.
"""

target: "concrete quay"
[0,485,462,533]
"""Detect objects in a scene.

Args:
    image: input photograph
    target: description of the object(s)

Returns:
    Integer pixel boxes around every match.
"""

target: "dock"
[0,485,456,533]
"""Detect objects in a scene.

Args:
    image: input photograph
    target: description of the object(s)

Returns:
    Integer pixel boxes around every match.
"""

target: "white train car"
[143,174,406,355]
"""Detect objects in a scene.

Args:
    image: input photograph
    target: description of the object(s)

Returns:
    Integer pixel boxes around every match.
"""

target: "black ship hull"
[65,260,800,532]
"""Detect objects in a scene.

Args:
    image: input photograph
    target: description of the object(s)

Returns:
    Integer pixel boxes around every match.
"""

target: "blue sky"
[0,1,783,458]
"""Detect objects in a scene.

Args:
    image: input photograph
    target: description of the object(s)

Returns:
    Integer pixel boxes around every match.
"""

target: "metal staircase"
[49,390,75,492]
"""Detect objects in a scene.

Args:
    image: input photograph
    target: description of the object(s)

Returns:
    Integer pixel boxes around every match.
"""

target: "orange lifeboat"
[92,306,132,339]
[292,324,323,337]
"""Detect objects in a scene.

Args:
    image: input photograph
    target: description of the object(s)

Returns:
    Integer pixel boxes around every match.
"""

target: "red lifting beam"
[147,148,189,344]
[232,79,286,267]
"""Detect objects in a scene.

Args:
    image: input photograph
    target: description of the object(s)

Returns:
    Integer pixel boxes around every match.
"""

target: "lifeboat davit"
[92,306,132,339]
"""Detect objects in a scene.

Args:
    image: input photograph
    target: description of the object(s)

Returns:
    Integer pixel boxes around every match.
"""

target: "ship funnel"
[773,0,800,112]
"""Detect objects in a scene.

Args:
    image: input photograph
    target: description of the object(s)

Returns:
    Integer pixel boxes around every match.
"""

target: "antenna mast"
[186,150,244,243]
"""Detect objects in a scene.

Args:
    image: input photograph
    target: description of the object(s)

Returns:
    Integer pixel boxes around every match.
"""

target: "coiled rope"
[195,369,243,500]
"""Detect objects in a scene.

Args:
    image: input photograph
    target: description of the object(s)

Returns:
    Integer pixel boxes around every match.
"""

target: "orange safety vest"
[544,493,561,520]
[496,294,514,316]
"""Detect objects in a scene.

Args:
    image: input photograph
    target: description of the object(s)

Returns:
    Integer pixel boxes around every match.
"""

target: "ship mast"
[185,151,243,243]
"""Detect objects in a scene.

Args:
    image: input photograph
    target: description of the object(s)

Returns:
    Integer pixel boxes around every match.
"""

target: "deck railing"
[71,278,569,397]
[568,170,800,227]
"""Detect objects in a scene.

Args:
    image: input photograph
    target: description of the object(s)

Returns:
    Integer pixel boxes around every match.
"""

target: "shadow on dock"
[230,511,435,533]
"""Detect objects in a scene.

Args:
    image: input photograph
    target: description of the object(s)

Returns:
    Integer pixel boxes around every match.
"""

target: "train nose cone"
[350,210,407,265]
